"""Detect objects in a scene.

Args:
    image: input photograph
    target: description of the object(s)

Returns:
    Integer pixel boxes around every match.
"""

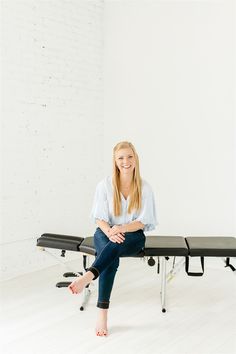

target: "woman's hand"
[108,225,125,243]
[108,225,126,243]
[109,233,125,243]
[109,225,126,236]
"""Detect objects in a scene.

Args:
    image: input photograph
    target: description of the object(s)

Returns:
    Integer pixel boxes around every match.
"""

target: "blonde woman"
[68,141,157,336]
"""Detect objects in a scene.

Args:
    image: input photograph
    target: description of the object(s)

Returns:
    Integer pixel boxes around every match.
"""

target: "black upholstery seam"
[185,238,191,255]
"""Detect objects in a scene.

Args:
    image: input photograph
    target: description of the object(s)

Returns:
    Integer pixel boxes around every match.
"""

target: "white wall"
[104,0,236,236]
[1,0,235,281]
[0,0,104,281]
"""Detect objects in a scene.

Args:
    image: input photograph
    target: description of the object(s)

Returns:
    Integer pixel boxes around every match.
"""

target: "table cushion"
[37,233,84,252]
[79,237,96,256]
[144,236,189,256]
[186,237,236,257]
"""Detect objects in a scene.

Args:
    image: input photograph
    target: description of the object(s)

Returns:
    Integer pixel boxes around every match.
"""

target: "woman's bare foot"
[68,271,94,294]
[96,309,108,337]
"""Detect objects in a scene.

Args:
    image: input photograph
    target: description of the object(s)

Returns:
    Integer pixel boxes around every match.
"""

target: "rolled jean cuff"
[97,301,110,309]
[87,266,100,280]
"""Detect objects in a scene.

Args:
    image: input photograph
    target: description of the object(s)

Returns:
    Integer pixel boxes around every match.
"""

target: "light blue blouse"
[90,176,157,232]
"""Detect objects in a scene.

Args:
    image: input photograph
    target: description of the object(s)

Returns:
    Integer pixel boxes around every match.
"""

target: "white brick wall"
[1,0,104,280]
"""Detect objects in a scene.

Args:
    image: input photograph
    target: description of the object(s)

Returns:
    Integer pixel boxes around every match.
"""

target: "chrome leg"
[160,256,167,313]
[80,286,92,311]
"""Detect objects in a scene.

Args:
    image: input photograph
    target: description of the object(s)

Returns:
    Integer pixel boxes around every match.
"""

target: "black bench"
[37,234,236,312]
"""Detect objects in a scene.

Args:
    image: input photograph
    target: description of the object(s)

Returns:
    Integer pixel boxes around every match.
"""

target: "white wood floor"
[1,256,236,354]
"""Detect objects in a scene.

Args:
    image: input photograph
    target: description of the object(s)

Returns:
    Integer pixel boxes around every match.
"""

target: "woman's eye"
[118,156,133,160]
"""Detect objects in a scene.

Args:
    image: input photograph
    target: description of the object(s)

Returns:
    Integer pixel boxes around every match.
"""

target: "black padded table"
[37,233,236,312]
[38,233,83,252]
[186,237,236,257]
[37,234,190,257]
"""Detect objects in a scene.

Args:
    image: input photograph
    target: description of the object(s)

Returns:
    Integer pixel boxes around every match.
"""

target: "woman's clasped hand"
[108,225,125,243]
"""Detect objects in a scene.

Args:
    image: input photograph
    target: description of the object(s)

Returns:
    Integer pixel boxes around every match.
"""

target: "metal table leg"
[160,256,167,313]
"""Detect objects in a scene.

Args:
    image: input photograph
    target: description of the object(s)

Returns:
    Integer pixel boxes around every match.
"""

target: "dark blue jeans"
[87,227,146,309]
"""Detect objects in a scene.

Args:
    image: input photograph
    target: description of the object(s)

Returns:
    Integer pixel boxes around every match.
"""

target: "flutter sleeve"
[136,183,158,232]
[90,180,109,223]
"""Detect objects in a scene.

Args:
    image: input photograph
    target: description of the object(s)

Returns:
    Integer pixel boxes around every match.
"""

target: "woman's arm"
[109,220,145,236]
[96,219,126,243]
[95,219,111,238]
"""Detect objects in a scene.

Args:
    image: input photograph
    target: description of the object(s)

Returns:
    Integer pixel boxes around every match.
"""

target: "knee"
[108,240,123,253]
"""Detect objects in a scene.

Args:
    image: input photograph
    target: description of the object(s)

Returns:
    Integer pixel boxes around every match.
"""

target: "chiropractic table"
[37,234,236,312]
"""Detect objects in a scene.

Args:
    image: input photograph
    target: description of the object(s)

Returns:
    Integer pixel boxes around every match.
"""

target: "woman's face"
[115,147,136,175]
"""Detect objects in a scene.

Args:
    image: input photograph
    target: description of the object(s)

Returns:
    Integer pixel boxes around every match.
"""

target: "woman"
[68,141,157,336]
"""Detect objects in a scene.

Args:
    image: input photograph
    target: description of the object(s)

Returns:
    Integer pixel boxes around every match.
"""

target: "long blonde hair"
[112,141,142,216]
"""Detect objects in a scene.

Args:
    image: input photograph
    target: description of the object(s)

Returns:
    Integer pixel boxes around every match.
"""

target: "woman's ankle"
[98,308,108,316]
[84,271,95,282]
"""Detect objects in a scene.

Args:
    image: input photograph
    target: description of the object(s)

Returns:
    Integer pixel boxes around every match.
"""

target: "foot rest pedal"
[63,272,83,278]
[56,281,72,288]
